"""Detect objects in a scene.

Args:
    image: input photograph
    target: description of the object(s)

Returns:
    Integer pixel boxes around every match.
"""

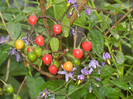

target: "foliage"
[0,0,133,99]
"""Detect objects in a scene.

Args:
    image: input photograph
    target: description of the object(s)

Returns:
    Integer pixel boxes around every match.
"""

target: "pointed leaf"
[50,37,59,52]
[90,30,104,58]
[0,44,11,66]
[7,22,21,40]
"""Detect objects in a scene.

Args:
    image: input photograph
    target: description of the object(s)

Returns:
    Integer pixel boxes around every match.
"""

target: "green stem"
[6,0,11,8]
[105,37,119,72]
[0,79,7,86]
[90,0,102,21]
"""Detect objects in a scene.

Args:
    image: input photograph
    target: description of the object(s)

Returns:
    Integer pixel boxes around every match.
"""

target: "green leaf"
[110,80,129,90]
[14,0,21,11]
[7,22,21,40]
[26,75,45,99]
[100,65,115,79]
[116,51,125,65]
[33,58,42,68]
[65,83,81,99]
[22,7,35,13]
[129,82,133,91]
[74,11,88,29]
[0,58,28,76]
[93,86,105,99]
[130,32,133,50]
[14,15,27,22]
[50,37,59,52]
[40,80,65,91]
[53,0,65,4]
[90,30,104,58]
[53,2,70,37]
[0,44,11,66]
[110,29,119,40]
[100,14,112,32]
[104,87,120,99]
[2,13,12,21]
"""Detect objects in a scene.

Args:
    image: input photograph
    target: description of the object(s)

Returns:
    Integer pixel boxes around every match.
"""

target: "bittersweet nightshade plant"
[81,67,93,75]
[77,74,84,81]
[102,52,111,65]
[58,65,76,82]
[39,88,49,98]
[68,0,77,4]
[86,8,93,15]
[88,59,100,69]
[0,35,9,44]
[9,48,20,62]
[22,36,29,45]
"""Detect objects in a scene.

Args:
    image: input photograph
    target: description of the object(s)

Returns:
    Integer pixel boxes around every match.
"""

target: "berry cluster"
[15,15,92,75]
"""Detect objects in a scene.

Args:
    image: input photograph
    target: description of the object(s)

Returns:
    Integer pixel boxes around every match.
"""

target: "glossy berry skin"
[13,94,21,99]
[63,61,73,71]
[53,24,62,34]
[51,60,60,68]
[28,53,37,62]
[73,49,83,59]
[34,47,42,57]
[28,15,37,25]
[73,58,80,66]
[4,84,14,93]
[82,41,92,51]
[35,36,44,46]
[42,54,52,65]
[27,46,34,53]
[15,39,24,50]
[48,65,57,74]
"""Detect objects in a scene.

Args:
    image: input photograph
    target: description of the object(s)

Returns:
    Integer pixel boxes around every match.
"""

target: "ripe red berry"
[28,15,37,25]
[73,49,83,59]
[48,65,57,74]
[53,24,62,34]
[42,54,52,65]
[35,36,44,46]
[82,41,92,51]
[27,46,34,53]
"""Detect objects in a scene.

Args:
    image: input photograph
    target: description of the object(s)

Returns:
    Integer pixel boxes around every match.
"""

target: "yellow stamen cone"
[87,75,89,78]
[67,3,70,7]
[78,80,81,85]
[43,92,46,97]
[107,59,111,65]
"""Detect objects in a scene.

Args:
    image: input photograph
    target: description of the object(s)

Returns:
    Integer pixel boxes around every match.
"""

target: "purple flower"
[0,35,9,44]
[9,48,20,62]
[86,8,93,15]
[102,52,111,60]
[77,75,84,81]
[68,0,76,4]
[68,13,71,18]
[102,52,111,65]
[58,65,76,82]
[39,88,49,98]
[81,67,90,75]
[96,78,101,82]
[22,36,29,45]
[88,59,100,69]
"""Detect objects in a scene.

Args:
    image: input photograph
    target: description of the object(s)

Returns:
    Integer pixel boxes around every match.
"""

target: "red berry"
[28,15,37,25]
[35,36,44,46]
[53,24,62,34]
[82,41,92,51]
[73,49,83,59]
[42,54,52,65]
[48,65,57,74]
[27,47,34,53]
